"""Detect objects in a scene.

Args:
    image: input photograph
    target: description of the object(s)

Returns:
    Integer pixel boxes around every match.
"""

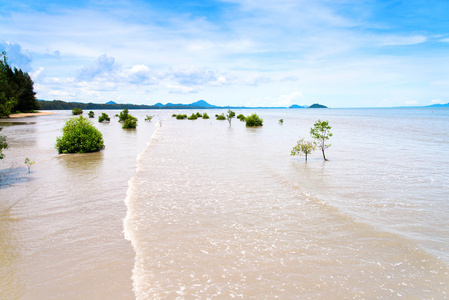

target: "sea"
[0,108,448,299]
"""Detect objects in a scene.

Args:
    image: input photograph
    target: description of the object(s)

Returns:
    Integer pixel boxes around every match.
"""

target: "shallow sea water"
[1,108,449,299]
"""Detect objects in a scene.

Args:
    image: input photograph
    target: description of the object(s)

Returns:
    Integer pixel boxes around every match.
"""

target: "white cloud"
[278,91,304,106]
[0,41,33,71]
[240,74,272,86]
[404,100,418,105]
[246,91,304,107]
[125,65,160,85]
[379,35,427,46]
[31,67,45,81]
[76,54,120,81]
[431,99,445,105]
[171,67,227,86]
[167,85,199,94]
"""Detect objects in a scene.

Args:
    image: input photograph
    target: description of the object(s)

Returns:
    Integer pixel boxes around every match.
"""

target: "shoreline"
[8,111,56,118]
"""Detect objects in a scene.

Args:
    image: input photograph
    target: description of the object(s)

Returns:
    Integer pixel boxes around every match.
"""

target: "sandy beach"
[8,111,56,118]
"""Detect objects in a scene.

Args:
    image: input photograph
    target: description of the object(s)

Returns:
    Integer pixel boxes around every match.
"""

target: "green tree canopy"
[226,109,236,126]
[245,113,263,127]
[0,51,39,115]
[291,137,316,162]
[216,113,226,120]
[122,114,137,129]
[98,112,110,122]
[72,107,83,115]
[55,116,105,154]
[118,108,137,128]
[118,107,129,122]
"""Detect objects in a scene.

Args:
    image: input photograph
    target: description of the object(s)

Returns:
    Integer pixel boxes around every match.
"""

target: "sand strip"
[8,112,56,118]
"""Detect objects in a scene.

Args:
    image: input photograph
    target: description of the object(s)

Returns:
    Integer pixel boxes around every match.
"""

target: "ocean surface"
[1,108,448,299]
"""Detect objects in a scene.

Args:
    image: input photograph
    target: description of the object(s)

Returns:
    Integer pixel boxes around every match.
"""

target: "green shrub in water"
[55,116,104,154]
[216,114,226,120]
[237,114,246,121]
[98,113,110,122]
[122,115,137,129]
[118,108,129,122]
[72,107,83,115]
[245,113,263,127]
[188,113,198,120]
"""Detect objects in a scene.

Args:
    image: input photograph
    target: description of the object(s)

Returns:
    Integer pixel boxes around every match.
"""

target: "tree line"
[0,51,40,117]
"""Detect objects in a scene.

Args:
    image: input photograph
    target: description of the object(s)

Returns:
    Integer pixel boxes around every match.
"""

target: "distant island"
[427,103,449,108]
[38,99,329,110]
[290,103,328,108]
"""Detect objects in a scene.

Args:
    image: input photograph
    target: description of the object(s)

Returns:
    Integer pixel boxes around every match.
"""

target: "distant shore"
[8,111,56,118]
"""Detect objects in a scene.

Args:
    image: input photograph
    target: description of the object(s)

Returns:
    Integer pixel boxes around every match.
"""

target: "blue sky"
[1,0,449,107]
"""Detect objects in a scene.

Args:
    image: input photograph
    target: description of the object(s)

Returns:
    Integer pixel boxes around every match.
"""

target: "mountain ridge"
[38,99,326,110]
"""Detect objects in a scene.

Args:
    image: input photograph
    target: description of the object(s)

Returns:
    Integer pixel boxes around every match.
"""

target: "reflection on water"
[58,152,104,171]
[0,165,36,191]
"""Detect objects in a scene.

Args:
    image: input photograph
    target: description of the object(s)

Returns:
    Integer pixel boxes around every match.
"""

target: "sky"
[1,0,449,108]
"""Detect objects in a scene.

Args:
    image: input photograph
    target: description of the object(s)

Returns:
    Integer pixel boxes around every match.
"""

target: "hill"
[309,103,328,108]
[427,103,449,108]
[289,103,328,108]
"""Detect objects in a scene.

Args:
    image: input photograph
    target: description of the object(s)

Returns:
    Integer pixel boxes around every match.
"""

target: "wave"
[123,120,164,299]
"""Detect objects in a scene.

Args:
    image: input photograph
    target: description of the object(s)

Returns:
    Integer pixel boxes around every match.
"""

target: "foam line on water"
[123,120,163,299]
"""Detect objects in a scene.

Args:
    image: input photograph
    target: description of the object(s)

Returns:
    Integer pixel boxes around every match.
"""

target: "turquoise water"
[1,108,448,298]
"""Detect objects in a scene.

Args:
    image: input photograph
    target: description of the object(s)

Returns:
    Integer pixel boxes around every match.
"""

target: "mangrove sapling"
[310,119,332,161]
[24,157,35,173]
[188,113,198,120]
[72,107,83,115]
[176,114,187,119]
[216,114,226,120]
[145,115,154,121]
[245,113,263,127]
[88,111,95,118]
[202,113,210,119]
[291,138,316,162]
[0,128,7,159]
[55,116,105,154]
[98,113,110,122]
[237,114,246,121]
[122,115,137,129]
[226,109,236,126]
[195,112,202,118]
[118,108,129,122]
[279,119,284,125]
